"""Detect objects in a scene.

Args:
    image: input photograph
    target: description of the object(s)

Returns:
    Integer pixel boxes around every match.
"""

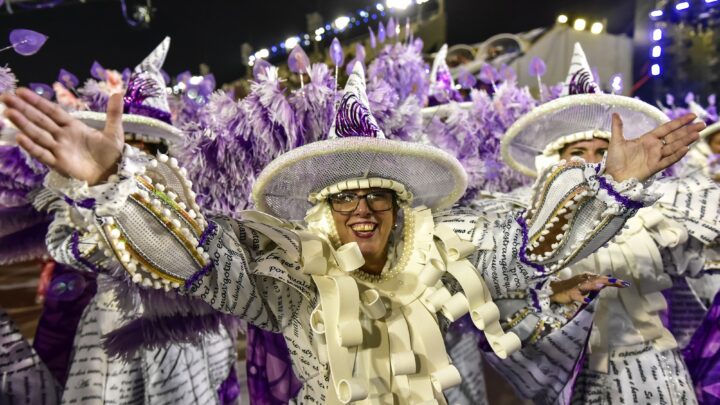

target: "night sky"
[0,0,634,85]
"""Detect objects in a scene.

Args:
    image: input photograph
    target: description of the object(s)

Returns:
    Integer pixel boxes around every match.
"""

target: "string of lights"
[554,14,605,35]
[647,0,720,78]
[247,0,435,67]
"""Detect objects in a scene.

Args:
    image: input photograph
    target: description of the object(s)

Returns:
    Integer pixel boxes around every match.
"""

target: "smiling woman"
[330,188,397,276]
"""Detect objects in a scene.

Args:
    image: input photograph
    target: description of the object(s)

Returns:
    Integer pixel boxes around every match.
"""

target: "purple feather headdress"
[289,63,337,144]
[243,68,299,168]
[174,91,256,217]
[0,145,47,207]
[367,77,422,141]
[78,79,110,112]
[425,82,536,201]
[368,41,429,104]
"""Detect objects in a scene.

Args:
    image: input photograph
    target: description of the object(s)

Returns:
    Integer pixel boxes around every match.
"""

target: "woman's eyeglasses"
[328,190,395,213]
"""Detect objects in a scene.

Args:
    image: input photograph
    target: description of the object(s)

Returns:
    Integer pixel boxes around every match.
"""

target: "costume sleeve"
[0,307,60,405]
[438,160,656,345]
[651,172,720,276]
[42,145,314,333]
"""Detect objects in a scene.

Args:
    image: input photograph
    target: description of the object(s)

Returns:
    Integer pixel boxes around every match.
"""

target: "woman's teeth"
[351,223,376,232]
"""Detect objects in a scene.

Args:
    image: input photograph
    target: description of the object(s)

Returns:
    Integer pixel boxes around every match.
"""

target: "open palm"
[605,113,704,182]
[1,88,125,185]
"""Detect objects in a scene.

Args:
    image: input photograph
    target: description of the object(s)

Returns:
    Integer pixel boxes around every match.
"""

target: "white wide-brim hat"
[502,43,668,177]
[253,63,467,221]
[71,110,183,143]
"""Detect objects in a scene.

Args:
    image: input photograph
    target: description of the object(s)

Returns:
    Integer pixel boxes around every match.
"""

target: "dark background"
[0,0,634,85]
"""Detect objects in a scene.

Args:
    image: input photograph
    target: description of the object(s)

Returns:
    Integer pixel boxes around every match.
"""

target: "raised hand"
[605,113,704,182]
[550,273,629,305]
[1,88,125,185]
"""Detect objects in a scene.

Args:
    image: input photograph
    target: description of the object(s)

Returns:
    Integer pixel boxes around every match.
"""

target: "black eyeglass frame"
[327,190,397,213]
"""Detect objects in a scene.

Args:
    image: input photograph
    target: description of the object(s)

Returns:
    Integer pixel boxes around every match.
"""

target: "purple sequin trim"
[122,72,172,124]
[123,103,172,124]
[596,175,644,210]
[567,70,598,95]
[197,221,217,247]
[184,261,213,290]
[334,93,381,138]
[63,196,96,209]
[516,214,547,275]
[124,73,162,105]
[184,222,218,289]
[529,281,544,311]
[70,231,102,273]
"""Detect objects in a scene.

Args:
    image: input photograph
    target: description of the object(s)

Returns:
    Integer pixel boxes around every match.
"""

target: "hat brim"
[252,137,468,220]
[701,121,720,140]
[71,111,183,144]
[502,94,669,177]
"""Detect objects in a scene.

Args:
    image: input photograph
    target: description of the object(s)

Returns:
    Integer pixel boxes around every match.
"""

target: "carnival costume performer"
[1,38,240,405]
[499,43,717,405]
[0,58,701,404]
[0,64,60,405]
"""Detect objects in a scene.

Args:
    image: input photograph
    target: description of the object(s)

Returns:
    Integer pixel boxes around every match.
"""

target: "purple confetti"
[28,83,54,100]
[499,64,516,82]
[528,56,546,77]
[479,64,497,84]
[457,68,476,89]
[288,45,310,74]
[387,18,396,39]
[90,61,106,80]
[666,94,675,106]
[377,22,386,43]
[9,29,48,56]
[413,37,424,52]
[329,37,344,67]
[345,58,360,76]
[57,68,79,89]
[355,43,366,62]
[252,59,273,80]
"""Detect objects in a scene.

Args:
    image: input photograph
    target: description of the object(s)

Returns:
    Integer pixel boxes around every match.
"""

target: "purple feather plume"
[367,77,421,141]
[174,92,257,217]
[290,63,337,144]
[103,312,241,358]
[78,79,110,112]
[0,145,47,207]
[425,81,536,201]
[367,41,429,103]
